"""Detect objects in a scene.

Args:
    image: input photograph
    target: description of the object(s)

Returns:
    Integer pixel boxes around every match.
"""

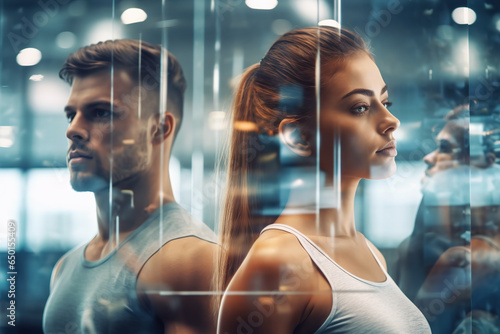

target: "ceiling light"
[121,8,148,24]
[16,48,42,66]
[318,19,340,28]
[451,7,477,25]
[245,0,278,10]
[29,74,44,81]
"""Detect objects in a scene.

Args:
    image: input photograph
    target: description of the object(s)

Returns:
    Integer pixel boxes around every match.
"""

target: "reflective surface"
[0,0,499,332]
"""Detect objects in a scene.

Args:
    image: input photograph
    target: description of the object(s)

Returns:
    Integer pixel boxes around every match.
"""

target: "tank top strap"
[261,224,388,283]
[260,223,338,333]
[473,235,500,250]
[364,240,388,275]
[260,223,330,260]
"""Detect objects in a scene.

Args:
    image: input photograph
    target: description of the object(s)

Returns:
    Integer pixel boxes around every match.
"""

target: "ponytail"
[216,64,261,299]
[215,27,371,307]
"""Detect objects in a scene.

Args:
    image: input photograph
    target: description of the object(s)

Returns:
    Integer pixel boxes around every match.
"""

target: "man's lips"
[68,150,93,164]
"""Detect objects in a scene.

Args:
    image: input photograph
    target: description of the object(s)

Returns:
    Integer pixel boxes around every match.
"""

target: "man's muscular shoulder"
[138,237,218,291]
[136,237,219,333]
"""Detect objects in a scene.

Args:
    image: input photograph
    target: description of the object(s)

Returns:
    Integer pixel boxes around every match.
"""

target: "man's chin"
[70,176,108,193]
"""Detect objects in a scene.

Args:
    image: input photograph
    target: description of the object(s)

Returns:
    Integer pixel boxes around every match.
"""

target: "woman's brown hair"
[217,26,372,298]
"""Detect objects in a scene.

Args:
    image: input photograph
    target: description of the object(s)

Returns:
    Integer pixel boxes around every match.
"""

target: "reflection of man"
[43,40,218,334]
[422,105,470,183]
[394,106,471,333]
[396,106,500,333]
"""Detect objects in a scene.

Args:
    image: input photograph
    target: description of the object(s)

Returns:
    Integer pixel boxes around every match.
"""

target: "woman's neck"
[278,175,360,238]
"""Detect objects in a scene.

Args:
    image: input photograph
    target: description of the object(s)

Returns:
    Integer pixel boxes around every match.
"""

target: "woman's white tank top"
[261,224,432,334]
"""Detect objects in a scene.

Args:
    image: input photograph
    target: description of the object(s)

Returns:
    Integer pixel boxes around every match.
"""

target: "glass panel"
[2,0,500,332]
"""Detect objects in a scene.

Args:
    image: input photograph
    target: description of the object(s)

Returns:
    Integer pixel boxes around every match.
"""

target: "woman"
[217,27,431,333]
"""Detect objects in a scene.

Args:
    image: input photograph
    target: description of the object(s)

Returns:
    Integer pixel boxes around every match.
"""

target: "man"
[43,40,218,334]
[395,105,500,333]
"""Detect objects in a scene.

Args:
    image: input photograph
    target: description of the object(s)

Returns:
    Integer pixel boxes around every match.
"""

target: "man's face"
[423,123,465,180]
[64,69,154,192]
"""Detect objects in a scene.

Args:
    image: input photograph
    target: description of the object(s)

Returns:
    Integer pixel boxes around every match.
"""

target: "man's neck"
[93,173,175,241]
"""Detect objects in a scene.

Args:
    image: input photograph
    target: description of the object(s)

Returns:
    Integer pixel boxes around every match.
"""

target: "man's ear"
[151,112,176,144]
[278,119,311,157]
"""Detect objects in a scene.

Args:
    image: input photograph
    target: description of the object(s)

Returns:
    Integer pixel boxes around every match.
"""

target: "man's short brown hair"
[59,39,187,136]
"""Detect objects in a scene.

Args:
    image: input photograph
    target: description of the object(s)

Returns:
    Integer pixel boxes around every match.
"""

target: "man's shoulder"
[139,236,219,291]
[149,202,217,243]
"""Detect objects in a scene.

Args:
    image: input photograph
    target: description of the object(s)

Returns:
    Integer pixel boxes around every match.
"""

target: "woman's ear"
[151,112,176,144]
[278,119,311,157]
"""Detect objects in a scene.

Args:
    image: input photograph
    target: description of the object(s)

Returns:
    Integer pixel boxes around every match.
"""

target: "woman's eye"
[383,101,393,109]
[351,105,369,114]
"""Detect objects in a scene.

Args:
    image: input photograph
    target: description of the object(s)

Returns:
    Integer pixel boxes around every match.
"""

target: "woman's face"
[319,52,400,180]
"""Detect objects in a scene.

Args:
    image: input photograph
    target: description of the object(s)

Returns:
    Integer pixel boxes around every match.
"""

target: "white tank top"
[261,224,431,334]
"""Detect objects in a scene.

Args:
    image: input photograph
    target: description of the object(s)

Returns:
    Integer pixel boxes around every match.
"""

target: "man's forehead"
[68,69,138,103]
[71,68,135,87]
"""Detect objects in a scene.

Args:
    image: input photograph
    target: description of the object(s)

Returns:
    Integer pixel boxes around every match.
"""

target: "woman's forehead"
[322,53,386,98]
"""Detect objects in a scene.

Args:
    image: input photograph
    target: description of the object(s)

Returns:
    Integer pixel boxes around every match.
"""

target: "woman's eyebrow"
[341,85,388,100]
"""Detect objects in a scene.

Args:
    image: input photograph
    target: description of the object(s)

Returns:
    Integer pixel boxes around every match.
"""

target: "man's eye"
[94,109,111,118]
[438,140,453,153]
[66,113,75,123]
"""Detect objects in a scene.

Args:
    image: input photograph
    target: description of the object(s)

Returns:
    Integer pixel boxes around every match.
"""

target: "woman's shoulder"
[251,229,309,266]
[231,228,317,291]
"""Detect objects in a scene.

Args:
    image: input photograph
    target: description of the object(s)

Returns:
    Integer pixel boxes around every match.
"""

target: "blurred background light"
[293,0,329,24]
[245,0,278,10]
[29,74,44,82]
[28,76,70,114]
[16,48,42,66]
[56,31,77,49]
[208,111,226,131]
[436,25,453,41]
[0,126,15,148]
[318,19,340,28]
[121,8,148,24]
[85,19,124,44]
[451,7,477,25]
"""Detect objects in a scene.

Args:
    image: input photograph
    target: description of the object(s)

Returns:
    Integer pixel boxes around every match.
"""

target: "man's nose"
[66,113,89,143]
[423,150,437,167]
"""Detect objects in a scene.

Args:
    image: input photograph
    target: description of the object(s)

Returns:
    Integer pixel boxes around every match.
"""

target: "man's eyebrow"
[64,101,115,113]
[341,85,388,100]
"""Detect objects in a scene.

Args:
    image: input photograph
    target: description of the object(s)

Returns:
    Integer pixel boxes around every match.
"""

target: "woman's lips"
[376,147,397,157]
[376,141,397,157]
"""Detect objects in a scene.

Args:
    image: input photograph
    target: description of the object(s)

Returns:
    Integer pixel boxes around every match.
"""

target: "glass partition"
[1,0,498,333]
